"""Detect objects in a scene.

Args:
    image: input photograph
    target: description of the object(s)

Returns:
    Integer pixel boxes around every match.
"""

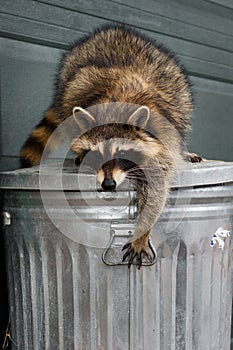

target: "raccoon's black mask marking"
[75,149,143,172]
[114,150,143,171]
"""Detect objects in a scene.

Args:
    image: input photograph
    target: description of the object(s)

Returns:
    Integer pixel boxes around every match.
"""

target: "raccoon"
[20,24,199,268]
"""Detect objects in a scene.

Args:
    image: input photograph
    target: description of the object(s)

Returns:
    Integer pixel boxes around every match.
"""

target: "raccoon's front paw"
[185,152,203,163]
[122,236,156,269]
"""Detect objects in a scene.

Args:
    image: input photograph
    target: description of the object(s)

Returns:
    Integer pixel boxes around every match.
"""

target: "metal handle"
[102,222,157,266]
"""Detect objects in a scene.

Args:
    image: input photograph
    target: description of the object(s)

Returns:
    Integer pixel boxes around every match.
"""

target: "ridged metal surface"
[1,160,233,190]
[1,162,233,349]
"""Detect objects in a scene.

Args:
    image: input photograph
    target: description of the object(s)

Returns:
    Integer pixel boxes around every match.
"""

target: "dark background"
[0,0,233,347]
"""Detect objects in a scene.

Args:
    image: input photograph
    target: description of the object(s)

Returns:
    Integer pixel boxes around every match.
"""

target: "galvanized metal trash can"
[1,161,233,350]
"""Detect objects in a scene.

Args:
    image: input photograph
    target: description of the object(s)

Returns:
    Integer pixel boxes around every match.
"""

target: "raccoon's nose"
[102,178,116,191]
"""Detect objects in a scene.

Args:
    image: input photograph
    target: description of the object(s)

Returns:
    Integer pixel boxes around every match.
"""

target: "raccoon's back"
[60,25,154,83]
[58,24,185,92]
[57,25,192,135]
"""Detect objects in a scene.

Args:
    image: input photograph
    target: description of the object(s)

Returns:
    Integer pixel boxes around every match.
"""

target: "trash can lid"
[0,160,233,190]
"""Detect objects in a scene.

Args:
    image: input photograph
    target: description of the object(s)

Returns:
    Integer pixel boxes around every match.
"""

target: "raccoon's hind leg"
[20,107,60,168]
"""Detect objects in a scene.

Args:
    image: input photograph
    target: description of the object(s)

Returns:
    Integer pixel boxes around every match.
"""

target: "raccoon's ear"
[73,106,96,130]
[127,106,150,129]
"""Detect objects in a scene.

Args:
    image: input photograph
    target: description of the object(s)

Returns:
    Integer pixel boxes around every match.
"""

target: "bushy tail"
[20,107,60,168]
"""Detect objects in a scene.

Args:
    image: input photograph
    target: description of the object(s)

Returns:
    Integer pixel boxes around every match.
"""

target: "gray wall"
[0,0,233,171]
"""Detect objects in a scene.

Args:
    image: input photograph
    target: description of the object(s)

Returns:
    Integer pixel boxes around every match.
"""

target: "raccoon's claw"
[122,240,156,269]
[122,242,131,251]
[122,243,139,268]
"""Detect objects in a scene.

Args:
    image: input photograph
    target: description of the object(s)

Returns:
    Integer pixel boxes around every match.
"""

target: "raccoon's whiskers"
[126,175,147,182]
[126,166,151,173]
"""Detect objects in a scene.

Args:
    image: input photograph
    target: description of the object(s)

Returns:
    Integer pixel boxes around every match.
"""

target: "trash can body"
[1,161,233,350]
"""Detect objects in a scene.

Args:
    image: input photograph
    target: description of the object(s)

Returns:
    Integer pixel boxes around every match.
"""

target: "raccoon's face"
[71,106,161,191]
[72,135,146,190]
